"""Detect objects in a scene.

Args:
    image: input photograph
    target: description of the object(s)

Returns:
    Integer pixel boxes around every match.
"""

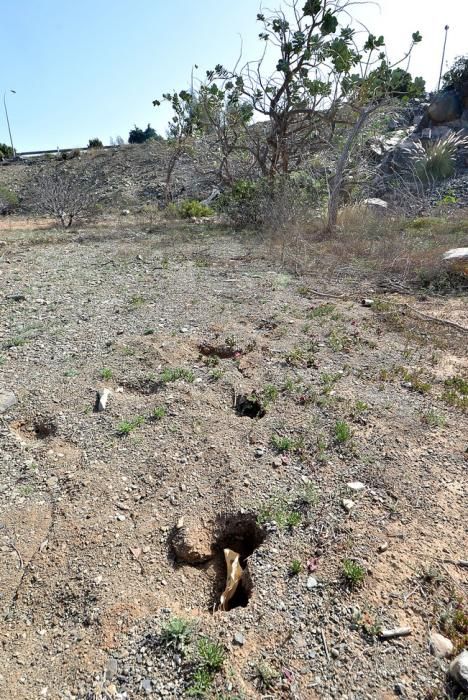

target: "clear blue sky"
[2,0,466,152]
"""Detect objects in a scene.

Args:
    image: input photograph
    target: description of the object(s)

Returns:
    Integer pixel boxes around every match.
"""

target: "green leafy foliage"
[88,138,103,148]
[0,143,13,160]
[160,367,195,383]
[116,416,145,436]
[342,559,366,588]
[128,124,161,144]
[442,55,468,90]
[168,199,213,219]
[160,617,193,653]
[0,185,19,213]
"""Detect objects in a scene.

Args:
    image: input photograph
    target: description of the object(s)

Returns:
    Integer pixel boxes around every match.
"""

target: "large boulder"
[428,90,462,123]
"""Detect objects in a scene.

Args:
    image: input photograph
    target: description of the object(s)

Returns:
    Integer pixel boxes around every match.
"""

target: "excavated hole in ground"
[211,512,266,611]
[33,417,57,439]
[172,512,266,612]
[235,394,265,419]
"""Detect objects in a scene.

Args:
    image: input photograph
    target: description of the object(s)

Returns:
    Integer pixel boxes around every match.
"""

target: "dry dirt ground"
[0,220,467,700]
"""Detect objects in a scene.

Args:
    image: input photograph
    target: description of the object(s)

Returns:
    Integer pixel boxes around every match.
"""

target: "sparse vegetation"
[289,559,302,576]
[100,367,112,380]
[29,169,103,227]
[333,420,352,444]
[152,406,166,420]
[258,495,302,529]
[116,416,145,436]
[342,559,366,589]
[160,617,193,653]
[421,408,446,427]
[168,200,214,219]
[442,375,468,410]
[160,367,195,383]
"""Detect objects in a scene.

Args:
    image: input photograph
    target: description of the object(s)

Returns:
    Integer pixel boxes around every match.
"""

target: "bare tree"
[30,168,103,227]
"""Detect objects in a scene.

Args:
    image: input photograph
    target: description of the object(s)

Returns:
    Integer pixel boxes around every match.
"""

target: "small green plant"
[327,329,351,352]
[202,354,219,367]
[18,484,34,497]
[152,406,166,420]
[197,638,225,672]
[100,367,113,380]
[143,328,155,335]
[5,335,26,348]
[290,559,302,575]
[413,133,467,182]
[171,199,214,219]
[333,420,352,444]
[254,662,279,690]
[270,433,304,453]
[188,667,213,697]
[262,384,279,404]
[342,559,366,589]
[257,496,302,529]
[307,303,337,318]
[401,370,431,394]
[316,434,329,463]
[421,408,446,427]
[353,400,368,414]
[285,344,317,367]
[160,617,193,653]
[440,598,468,655]
[418,565,445,590]
[320,371,342,394]
[0,185,19,213]
[210,368,224,381]
[436,191,457,205]
[442,375,468,410]
[116,416,145,436]
[160,367,195,383]
[129,295,145,307]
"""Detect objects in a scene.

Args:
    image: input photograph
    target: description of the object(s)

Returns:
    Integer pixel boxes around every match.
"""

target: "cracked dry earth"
[0,222,467,700]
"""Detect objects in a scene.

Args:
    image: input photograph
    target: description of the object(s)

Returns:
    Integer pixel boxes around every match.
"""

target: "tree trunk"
[326,107,374,234]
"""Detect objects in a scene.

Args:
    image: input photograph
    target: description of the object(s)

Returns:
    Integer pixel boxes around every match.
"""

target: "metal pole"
[3,89,16,156]
[437,26,449,91]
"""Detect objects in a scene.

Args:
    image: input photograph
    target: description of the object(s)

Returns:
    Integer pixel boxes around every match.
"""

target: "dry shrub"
[29,168,103,227]
[266,203,467,291]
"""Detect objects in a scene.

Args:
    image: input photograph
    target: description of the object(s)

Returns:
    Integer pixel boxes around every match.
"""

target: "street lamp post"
[3,89,16,157]
[437,26,449,92]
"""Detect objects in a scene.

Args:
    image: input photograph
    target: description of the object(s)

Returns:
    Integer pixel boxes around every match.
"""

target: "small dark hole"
[33,418,57,439]
[235,394,265,419]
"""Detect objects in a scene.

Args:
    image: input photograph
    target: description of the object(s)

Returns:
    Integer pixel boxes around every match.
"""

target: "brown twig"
[402,304,468,333]
[320,628,330,661]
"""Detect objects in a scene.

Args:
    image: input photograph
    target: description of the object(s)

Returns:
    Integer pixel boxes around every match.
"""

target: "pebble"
[272,456,282,468]
[0,390,17,414]
[105,658,118,680]
[346,481,365,491]
[255,447,265,458]
[141,678,152,693]
[306,576,318,589]
[341,499,355,512]
[429,631,453,658]
[233,632,245,646]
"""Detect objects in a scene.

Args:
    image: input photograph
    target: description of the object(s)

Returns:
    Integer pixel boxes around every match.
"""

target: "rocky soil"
[0,221,467,699]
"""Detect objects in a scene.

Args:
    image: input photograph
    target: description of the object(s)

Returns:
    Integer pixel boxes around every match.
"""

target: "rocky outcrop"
[418,81,468,132]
